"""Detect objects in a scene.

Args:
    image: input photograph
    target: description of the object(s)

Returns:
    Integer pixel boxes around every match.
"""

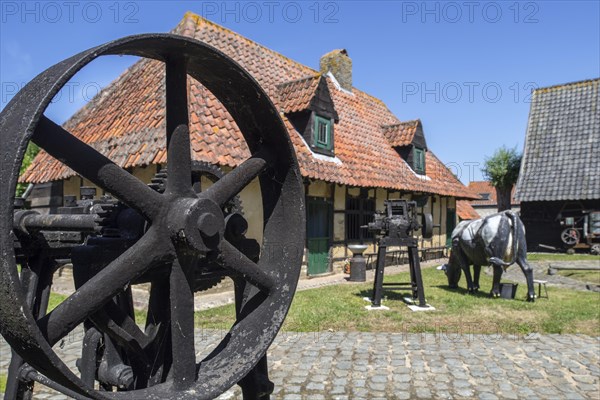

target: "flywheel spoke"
[37,228,171,346]
[169,257,197,389]
[91,302,153,353]
[165,56,194,197]
[220,240,274,294]
[201,155,267,207]
[32,116,164,221]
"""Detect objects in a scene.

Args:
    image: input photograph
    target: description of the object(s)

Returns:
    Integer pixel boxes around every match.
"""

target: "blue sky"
[1,1,599,183]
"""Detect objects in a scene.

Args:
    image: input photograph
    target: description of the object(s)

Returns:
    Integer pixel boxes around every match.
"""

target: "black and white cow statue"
[444,210,536,302]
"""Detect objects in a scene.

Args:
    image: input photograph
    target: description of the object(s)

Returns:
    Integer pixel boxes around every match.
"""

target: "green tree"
[16,143,40,197]
[482,146,522,212]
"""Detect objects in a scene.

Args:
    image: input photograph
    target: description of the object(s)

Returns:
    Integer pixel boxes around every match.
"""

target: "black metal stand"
[371,237,427,308]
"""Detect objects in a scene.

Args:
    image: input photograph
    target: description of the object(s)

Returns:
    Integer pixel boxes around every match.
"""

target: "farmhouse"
[21,13,477,275]
[515,78,600,253]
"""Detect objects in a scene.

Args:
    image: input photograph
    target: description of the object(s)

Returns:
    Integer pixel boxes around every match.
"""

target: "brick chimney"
[320,49,352,92]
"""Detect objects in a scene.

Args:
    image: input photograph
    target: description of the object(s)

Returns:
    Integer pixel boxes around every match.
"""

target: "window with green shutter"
[314,115,332,151]
[414,147,426,174]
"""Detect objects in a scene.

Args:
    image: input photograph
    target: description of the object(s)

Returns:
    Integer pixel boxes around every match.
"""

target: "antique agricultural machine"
[558,207,600,255]
[364,199,433,309]
[0,34,305,399]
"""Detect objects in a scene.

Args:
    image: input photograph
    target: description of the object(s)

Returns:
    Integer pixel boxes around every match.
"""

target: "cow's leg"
[515,221,535,302]
[517,256,536,302]
[490,264,503,298]
[472,265,481,292]
[456,252,476,293]
[463,265,475,293]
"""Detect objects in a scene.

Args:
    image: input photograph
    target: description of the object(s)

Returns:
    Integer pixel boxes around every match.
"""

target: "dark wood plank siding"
[309,78,338,121]
[412,124,427,149]
[520,200,599,250]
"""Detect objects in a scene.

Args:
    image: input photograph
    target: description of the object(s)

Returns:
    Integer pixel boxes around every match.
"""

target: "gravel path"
[485,260,600,292]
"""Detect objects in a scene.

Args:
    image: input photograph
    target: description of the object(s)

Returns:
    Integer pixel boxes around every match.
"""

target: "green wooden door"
[446,208,456,247]
[307,198,332,275]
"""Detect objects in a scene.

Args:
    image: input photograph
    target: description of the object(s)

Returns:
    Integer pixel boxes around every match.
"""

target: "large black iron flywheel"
[0,34,304,399]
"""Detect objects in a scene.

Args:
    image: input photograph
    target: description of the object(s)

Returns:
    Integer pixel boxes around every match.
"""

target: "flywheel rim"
[0,34,304,399]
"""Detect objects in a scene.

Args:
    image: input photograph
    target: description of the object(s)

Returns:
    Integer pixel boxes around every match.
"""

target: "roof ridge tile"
[533,77,599,94]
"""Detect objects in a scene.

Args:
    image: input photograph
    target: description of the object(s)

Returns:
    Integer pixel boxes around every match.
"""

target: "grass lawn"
[196,266,600,336]
[44,252,599,337]
[47,292,149,326]
[48,292,67,312]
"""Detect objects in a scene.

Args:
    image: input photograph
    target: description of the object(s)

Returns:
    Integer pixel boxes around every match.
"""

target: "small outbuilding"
[515,78,600,253]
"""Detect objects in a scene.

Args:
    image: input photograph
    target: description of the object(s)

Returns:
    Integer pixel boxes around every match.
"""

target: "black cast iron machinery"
[365,200,433,308]
[0,34,305,399]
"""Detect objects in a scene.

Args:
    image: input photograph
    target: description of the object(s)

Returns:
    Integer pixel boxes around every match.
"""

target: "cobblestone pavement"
[1,329,599,399]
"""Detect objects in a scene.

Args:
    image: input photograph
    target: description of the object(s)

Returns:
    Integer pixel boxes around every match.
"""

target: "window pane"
[346,212,360,240]
[345,197,360,240]
[345,196,375,241]
[314,116,331,149]
[361,199,375,240]
[414,148,425,172]
[318,121,328,144]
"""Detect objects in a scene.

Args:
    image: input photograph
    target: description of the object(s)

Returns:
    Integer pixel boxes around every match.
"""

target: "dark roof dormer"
[278,75,338,157]
[382,119,428,175]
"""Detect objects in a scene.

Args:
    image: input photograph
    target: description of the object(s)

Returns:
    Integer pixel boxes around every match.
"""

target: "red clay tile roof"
[456,200,480,220]
[382,120,420,147]
[21,13,477,200]
[277,75,321,114]
[467,181,519,206]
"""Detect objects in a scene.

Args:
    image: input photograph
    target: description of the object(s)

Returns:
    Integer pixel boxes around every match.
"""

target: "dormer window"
[314,115,333,151]
[278,75,338,158]
[414,147,426,174]
[480,193,491,200]
[381,120,428,176]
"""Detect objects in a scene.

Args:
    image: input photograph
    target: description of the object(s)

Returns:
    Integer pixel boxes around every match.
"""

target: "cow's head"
[445,250,462,289]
